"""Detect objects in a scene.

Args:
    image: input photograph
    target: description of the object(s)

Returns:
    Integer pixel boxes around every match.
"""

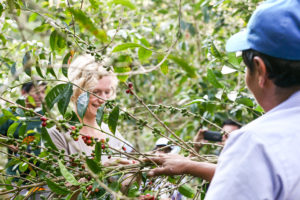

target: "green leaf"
[57,33,66,49]
[45,84,68,109]
[113,66,130,82]
[47,54,57,78]
[19,162,28,173]
[169,55,197,78]
[86,158,101,174]
[35,64,44,78]
[227,52,240,67]
[207,69,223,88]
[112,43,141,52]
[138,47,152,63]
[46,178,70,195]
[178,184,195,198]
[77,92,90,120]
[58,83,73,115]
[41,127,58,151]
[58,160,79,186]
[94,142,102,162]
[140,38,150,47]
[27,96,36,107]
[108,181,121,192]
[184,98,205,106]
[18,123,27,138]
[210,42,221,58]
[68,8,107,42]
[157,55,168,75]
[0,33,7,46]
[108,106,119,135]
[2,109,18,121]
[22,51,32,76]
[255,105,264,113]
[62,51,74,78]
[96,105,105,127]
[109,0,136,10]
[127,182,139,197]
[0,4,3,17]
[50,30,58,51]
[236,97,254,107]
[7,122,20,137]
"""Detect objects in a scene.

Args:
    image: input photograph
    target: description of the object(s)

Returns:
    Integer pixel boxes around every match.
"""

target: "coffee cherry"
[86,140,92,146]
[100,138,105,143]
[70,126,76,130]
[81,165,85,169]
[122,146,126,151]
[126,89,131,94]
[94,188,99,193]
[108,155,111,159]
[74,137,79,141]
[40,116,47,122]
[101,144,105,149]
[86,185,93,191]
[42,121,47,127]
[128,82,133,88]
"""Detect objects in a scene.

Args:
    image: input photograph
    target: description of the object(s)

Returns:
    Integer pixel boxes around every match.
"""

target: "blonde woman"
[48,54,132,161]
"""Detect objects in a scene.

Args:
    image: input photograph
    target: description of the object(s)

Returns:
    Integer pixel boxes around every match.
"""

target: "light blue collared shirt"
[205,90,300,200]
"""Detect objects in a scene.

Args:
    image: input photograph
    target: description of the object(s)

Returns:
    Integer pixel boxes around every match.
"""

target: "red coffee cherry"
[86,140,92,146]
[86,185,93,191]
[42,121,47,127]
[128,82,133,88]
[40,116,47,122]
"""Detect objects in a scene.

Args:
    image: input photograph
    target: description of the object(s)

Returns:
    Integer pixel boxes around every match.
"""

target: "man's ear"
[253,56,268,88]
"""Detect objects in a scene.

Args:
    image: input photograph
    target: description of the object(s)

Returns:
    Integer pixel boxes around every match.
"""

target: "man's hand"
[144,154,216,181]
[145,154,191,177]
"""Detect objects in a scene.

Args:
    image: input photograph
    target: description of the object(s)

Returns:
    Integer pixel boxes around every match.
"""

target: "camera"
[203,130,222,142]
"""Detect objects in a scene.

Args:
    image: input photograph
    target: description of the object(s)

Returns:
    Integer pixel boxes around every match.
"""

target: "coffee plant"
[0,0,263,199]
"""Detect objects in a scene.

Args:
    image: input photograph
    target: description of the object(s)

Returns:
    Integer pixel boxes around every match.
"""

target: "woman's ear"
[253,56,268,88]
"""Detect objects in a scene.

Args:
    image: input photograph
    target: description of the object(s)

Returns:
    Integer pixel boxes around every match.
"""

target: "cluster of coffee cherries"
[69,125,82,141]
[125,82,134,94]
[82,135,96,146]
[85,184,101,195]
[40,116,47,127]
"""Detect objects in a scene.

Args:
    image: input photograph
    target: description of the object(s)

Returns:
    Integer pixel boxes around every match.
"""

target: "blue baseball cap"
[226,0,300,60]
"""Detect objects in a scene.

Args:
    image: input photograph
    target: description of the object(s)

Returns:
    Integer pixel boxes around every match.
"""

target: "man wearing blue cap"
[145,0,300,199]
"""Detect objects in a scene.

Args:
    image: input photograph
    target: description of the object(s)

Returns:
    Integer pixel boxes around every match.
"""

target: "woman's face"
[85,76,115,119]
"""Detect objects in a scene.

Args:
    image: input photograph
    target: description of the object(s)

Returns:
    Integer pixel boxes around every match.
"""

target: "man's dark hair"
[242,49,300,88]
[222,119,241,129]
[21,81,47,93]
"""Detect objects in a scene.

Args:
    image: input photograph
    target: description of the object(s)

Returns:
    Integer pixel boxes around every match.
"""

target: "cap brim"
[226,29,250,52]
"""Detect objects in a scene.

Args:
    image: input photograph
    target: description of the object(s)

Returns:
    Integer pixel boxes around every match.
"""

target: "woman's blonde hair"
[68,54,119,104]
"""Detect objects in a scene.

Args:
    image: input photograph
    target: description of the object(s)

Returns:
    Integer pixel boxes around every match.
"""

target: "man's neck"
[263,86,300,112]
